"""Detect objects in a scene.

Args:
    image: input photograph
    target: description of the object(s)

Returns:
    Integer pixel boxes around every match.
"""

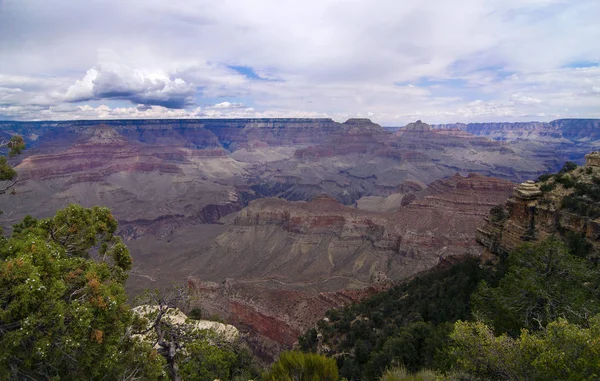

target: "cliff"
[182,173,514,356]
[477,152,600,262]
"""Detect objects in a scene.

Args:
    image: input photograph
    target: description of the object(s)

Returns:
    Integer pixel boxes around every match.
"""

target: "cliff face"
[182,173,514,356]
[550,119,600,142]
[431,119,600,172]
[433,121,566,143]
[186,278,386,360]
[433,119,600,145]
[477,152,600,261]
[0,118,551,235]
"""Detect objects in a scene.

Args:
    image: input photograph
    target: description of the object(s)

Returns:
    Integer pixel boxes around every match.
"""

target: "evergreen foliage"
[562,176,600,218]
[299,257,499,380]
[473,238,600,336]
[180,332,259,381]
[0,205,164,380]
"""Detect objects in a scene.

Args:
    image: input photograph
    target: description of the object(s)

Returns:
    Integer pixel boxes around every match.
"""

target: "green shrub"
[489,205,507,222]
[189,308,203,320]
[262,351,338,381]
[180,334,259,381]
[559,161,578,174]
[379,366,438,381]
[540,182,556,192]
[555,174,575,188]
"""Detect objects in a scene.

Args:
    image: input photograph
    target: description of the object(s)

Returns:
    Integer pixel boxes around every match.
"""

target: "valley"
[0,117,599,358]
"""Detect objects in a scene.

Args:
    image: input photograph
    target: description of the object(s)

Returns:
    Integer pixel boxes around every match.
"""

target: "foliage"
[450,316,600,381]
[562,177,600,218]
[564,230,593,259]
[489,205,507,222]
[379,366,439,381]
[0,205,164,380]
[262,351,338,381]
[0,135,25,195]
[134,287,260,381]
[179,331,259,381]
[364,322,452,378]
[189,307,203,320]
[559,161,578,174]
[472,237,600,336]
[554,173,575,188]
[536,173,553,183]
[539,182,556,193]
[299,257,499,380]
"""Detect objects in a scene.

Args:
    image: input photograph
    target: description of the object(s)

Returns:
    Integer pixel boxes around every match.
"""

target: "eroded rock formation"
[477,152,600,262]
[182,173,514,357]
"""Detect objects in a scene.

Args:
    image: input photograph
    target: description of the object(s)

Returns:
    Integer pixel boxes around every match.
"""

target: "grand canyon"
[1,117,599,359]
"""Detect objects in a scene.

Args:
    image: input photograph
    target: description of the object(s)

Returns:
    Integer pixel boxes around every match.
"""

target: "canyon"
[0,117,599,358]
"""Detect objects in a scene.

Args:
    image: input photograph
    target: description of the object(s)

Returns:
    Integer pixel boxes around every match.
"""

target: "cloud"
[0,0,598,123]
[511,93,543,105]
[211,102,245,109]
[63,63,196,108]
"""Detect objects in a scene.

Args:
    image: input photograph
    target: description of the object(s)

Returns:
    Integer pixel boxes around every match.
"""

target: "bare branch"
[0,178,20,195]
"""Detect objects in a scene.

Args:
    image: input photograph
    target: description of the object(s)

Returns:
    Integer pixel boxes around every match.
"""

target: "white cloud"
[511,93,543,105]
[63,63,196,108]
[0,0,598,123]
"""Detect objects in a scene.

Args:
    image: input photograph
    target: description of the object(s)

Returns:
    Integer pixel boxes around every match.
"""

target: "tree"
[0,135,25,196]
[449,316,600,380]
[179,332,258,381]
[262,351,339,381]
[134,286,192,381]
[472,237,600,335]
[0,205,164,380]
[134,286,259,381]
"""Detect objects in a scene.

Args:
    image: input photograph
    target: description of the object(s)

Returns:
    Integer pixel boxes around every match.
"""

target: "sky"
[0,0,599,125]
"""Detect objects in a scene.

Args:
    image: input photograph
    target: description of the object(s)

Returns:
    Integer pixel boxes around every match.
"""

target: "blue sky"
[0,0,599,124]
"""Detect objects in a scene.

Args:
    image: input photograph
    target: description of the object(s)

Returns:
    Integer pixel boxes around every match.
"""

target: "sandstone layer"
[477,152,600,262]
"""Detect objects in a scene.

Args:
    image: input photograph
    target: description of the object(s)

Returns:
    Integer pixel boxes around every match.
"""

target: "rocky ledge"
[477,152,600,261]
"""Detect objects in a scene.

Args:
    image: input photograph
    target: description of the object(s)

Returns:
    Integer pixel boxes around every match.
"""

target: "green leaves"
[179,333,257,381]
[7,135,25,158]
[450,317,600,381]
[0,205,163,380]
[472,237,600,335]
[263,351,339,381]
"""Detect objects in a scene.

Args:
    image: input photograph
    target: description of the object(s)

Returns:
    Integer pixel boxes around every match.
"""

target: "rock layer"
[183,173,514,355]
[477,152,600,261]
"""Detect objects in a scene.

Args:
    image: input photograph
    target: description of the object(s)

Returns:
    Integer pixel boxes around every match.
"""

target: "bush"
[379,366,438,381]
[555,174,575,188]
[449,316,600,381]
[540,182,556,192]
[180,335,259,381]
[262,351,338,381]
[189,308,203,320]
[489,205,507,222]
[559,161,578,174]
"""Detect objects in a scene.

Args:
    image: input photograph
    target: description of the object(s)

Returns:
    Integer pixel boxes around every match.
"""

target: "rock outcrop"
[477,153,600,262]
